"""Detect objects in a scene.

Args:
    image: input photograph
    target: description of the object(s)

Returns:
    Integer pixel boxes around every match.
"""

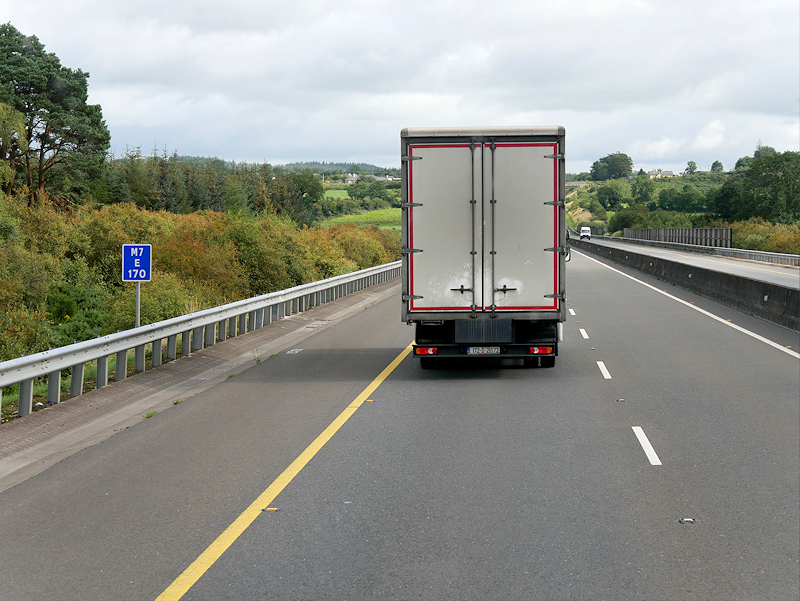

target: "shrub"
[156,212,247,303]
[327,224,394,270]
[298,227,359,278]
[731,217,800,254]
[101,271,194,333]
[0,307,55,361]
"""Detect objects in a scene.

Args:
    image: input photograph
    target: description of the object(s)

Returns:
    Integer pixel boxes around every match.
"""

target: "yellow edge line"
[156,342,414,601]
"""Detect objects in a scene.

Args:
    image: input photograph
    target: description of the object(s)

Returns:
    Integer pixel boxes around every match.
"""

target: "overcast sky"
[3,0,798,173]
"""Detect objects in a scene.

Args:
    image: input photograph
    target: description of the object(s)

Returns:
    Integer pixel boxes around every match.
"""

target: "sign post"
[122,244,152,328]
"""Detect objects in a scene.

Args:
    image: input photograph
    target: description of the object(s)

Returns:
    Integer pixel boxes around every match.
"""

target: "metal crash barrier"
[0,261,401,418]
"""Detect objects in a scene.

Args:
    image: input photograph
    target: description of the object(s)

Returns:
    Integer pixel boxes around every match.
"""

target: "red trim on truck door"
[407,143,474,312]
[487,143,559,311]
[407,142,560,313]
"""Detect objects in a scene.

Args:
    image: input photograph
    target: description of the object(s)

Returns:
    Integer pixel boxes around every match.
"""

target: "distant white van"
[580,227,591,240]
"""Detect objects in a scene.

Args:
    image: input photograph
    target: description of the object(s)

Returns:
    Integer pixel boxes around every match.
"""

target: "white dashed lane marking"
[632,426,662,465]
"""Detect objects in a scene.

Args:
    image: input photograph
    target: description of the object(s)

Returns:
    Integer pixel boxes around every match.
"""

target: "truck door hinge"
[544,153,564,160]
[401,202,422,208]
[544,246,567,253]
[402,247,423,255]
[403,294,423,301]
[402,155,422,162]
[544,200,565,207]
[544,293,566,300]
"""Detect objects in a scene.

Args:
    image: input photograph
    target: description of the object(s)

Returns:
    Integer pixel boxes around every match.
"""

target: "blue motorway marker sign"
[122,244,152,282]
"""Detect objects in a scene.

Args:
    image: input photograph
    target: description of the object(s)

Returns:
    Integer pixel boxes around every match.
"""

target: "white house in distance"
[647,169,679,179]
[343,173,397,184]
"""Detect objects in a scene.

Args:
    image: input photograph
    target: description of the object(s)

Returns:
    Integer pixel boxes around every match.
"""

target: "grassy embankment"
[320,207,401,231]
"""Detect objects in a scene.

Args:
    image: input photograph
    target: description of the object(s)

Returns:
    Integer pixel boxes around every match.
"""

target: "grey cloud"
[2,0,797,172]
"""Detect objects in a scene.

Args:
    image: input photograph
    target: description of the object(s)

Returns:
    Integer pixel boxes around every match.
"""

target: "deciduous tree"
[590,152,633,181]
[630,173,656,205]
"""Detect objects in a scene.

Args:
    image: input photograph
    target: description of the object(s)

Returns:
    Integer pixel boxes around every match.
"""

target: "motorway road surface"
[586,236,800,289]
[0,250,797,600]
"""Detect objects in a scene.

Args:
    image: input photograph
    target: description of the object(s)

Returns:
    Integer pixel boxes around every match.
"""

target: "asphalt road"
[0,251,797,600]
[586,236,800,289]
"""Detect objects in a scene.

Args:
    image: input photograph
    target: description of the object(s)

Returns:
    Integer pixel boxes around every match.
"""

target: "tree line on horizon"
[569,147,799,226]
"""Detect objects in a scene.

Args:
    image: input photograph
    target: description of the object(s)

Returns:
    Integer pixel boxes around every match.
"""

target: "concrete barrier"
[571,239,799,332]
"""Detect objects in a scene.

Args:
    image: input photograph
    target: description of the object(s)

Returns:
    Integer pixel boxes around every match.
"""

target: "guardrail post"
[97,356,109,388]
[238,314,247,335]
[248,311,256,332]
[18,379,33,417]
[205,324,216,347]
[70,363,85,396]
[116,350,128,381]
[228,316,237,338]
[192,327,203,351]
[181,331,191,356]
[135,345,146,372]
[167,335,177,360]
[152,339,162,367]
[218,320,227,342]
[254,309,263,329]
[47,370,61,405]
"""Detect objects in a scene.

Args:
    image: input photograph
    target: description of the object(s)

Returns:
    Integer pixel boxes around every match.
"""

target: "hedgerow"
[0,193,400,360]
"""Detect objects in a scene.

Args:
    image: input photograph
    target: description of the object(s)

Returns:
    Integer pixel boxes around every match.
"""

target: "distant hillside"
[171,157,400,177]
[282,161,401,177]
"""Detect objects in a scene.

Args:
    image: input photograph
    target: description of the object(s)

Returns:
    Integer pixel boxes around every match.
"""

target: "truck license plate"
[467,346,500,355]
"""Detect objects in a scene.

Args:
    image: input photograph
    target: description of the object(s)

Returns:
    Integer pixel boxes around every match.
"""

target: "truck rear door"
[405,139,560,314]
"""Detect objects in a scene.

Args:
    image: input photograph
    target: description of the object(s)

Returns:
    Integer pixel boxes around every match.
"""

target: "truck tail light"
[529,346,553,355]
[415,347,438,355]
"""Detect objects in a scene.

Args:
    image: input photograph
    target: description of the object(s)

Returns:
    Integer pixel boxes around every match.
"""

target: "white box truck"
[400,126,567,368]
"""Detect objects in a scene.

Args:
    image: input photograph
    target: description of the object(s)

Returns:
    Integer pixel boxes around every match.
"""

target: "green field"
[320,208,401,230]
[324,189,350,199]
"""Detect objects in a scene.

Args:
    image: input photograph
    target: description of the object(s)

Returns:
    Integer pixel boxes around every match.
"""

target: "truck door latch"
[544,153,564,160]
[402,248,423,255]
[493,285,517,293]
[402,155,422,162]
[403,294,423,301]
[450,285,473,294]
[544,246,567,254]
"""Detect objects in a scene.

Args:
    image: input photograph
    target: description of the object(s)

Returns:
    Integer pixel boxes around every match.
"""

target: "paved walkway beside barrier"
[0,280,401,494]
